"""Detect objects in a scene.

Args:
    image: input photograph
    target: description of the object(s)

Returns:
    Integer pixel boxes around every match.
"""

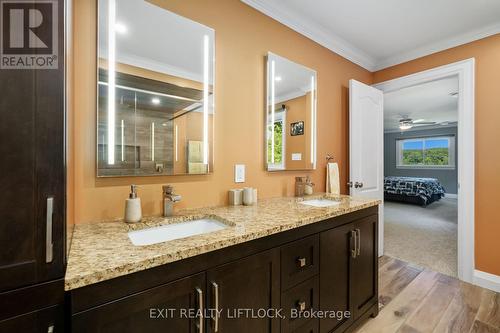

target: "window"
[396,136,455,168]
[267,110,286,170]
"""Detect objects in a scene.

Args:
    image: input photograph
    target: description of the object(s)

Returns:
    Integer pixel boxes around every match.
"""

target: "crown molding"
[242,0,500,72]
[241,0,377,71]
[116,52,204,83]
[374,22,500,71]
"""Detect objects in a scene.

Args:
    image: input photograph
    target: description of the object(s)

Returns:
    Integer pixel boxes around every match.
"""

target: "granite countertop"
[65,194,380,290]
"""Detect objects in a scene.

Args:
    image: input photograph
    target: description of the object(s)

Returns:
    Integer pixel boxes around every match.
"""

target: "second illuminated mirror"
[266,53,317,171]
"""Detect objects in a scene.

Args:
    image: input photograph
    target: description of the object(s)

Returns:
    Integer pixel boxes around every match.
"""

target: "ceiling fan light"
[399,124,412,130]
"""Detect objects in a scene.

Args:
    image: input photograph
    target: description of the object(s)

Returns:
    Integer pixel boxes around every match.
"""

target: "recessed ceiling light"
[151,97,160,105]
[275,76,282,82]
[115,23,127,34]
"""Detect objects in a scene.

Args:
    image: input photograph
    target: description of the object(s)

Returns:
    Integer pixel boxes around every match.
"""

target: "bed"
[384,176,445,206]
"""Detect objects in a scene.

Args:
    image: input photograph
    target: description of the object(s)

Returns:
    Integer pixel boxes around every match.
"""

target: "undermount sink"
[299,199,341,208]
[128,218,228,246]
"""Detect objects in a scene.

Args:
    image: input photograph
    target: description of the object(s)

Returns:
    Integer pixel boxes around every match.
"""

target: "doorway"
[373,59,475,283]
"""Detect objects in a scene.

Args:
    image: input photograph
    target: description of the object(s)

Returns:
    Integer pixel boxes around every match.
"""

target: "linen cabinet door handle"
[196,287,204,333]
[351,230,357,258]
[356,228,361,256]
[46,197,54,263]
[211,282,219,332]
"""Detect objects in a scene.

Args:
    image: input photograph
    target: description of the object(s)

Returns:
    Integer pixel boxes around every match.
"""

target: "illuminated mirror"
[266,53,317,171]
[97,0,214,177]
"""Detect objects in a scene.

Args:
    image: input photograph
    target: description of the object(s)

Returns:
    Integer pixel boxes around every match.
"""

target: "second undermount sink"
[299,199,341,208]
[128,218,228,246]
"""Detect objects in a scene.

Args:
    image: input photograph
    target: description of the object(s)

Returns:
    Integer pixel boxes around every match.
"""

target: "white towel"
[326,162,340,195]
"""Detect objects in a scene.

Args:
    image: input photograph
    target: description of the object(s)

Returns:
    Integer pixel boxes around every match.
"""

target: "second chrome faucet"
[163,185,181,217]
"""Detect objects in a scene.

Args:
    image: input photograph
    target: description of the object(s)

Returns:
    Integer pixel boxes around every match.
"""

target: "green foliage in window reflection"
[267,121,283,163]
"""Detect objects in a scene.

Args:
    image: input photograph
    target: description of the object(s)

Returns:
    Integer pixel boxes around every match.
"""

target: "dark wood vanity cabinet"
[69,207,378,333]
[72,273,206,333]
[319,215,378,333]
[206,249,280,333]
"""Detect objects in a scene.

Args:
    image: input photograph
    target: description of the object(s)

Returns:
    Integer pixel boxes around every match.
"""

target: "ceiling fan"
[398,117,436,130]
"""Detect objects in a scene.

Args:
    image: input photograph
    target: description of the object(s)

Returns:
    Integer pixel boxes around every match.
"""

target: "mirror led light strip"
[107,0,116,165]
[175,125,178,162]
[271,60,276,163]
[310,75,316,167]
[151,122,155,161]
[121,119,124,162]
[203,35,209,165]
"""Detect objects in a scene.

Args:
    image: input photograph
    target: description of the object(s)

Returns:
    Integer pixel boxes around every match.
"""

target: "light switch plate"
[292,153,302,161]
[234,164,245,183]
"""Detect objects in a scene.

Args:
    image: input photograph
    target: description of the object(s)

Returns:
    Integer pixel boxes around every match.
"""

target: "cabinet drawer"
[281,276,319,333]
[281,235,319,290]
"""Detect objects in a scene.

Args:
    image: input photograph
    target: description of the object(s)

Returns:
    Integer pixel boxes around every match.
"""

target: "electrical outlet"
[234,164,245,183]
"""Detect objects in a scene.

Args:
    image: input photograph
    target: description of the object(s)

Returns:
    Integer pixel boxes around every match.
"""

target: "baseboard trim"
[444,193,458,199]
[473,270,500,292]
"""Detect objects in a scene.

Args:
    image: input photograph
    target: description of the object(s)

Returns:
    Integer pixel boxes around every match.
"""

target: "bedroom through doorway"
[382,76,459,277]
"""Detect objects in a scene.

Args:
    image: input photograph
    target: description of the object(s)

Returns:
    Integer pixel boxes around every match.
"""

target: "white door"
[349,79,384,256]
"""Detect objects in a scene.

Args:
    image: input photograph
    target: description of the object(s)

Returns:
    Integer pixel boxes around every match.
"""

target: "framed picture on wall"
[290,121,304,136]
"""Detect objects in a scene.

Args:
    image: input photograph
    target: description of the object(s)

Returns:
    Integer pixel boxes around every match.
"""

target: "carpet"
[384,197,458,277]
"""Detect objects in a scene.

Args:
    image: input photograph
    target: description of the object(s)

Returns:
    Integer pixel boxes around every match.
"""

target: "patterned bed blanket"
[384,176,445,204]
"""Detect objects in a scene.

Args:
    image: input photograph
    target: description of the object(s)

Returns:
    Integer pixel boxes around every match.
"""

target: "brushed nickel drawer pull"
[351,230,357,259]
[297,257,307,268]
[296,300,306,312]
[356,228,361,256]
[196,287,203,333]
[211,282,219,332]
[46,197,54,263]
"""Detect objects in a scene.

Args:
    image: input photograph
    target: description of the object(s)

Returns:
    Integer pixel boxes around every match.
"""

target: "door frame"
[373,58,475,283]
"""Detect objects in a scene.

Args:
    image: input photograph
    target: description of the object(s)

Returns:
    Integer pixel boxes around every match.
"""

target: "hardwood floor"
[355,256,500,333]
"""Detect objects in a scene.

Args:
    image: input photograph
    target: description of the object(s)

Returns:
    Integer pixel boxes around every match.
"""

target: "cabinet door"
[206,249,280,333]
[319,223,355,333]
[0,305,63,333]
[0,0,65,292]
[72,273,206,333]
[351,215,378,320]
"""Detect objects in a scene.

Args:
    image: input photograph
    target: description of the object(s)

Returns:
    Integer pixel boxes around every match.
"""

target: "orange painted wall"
[72,0,371,224]
[281,94,312,170]
[373,34,500,276]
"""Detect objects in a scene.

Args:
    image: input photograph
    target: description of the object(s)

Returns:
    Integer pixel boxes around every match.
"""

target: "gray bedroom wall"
[384,126,458,194]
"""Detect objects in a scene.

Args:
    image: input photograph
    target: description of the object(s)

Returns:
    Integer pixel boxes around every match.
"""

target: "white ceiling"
[99,0,214,82]
[384,76,458,131]
[242,0,500,71]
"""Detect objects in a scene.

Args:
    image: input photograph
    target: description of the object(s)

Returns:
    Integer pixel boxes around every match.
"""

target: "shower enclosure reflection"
[97,0,214,176]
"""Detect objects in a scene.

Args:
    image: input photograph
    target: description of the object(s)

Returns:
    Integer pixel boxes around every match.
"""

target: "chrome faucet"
[163,185,181,217]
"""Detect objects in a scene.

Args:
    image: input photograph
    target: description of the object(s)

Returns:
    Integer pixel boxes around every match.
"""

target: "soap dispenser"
[125,185,142,223]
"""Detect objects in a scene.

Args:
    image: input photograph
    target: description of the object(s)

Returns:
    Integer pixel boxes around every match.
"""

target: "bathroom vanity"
[66,196,379,333]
